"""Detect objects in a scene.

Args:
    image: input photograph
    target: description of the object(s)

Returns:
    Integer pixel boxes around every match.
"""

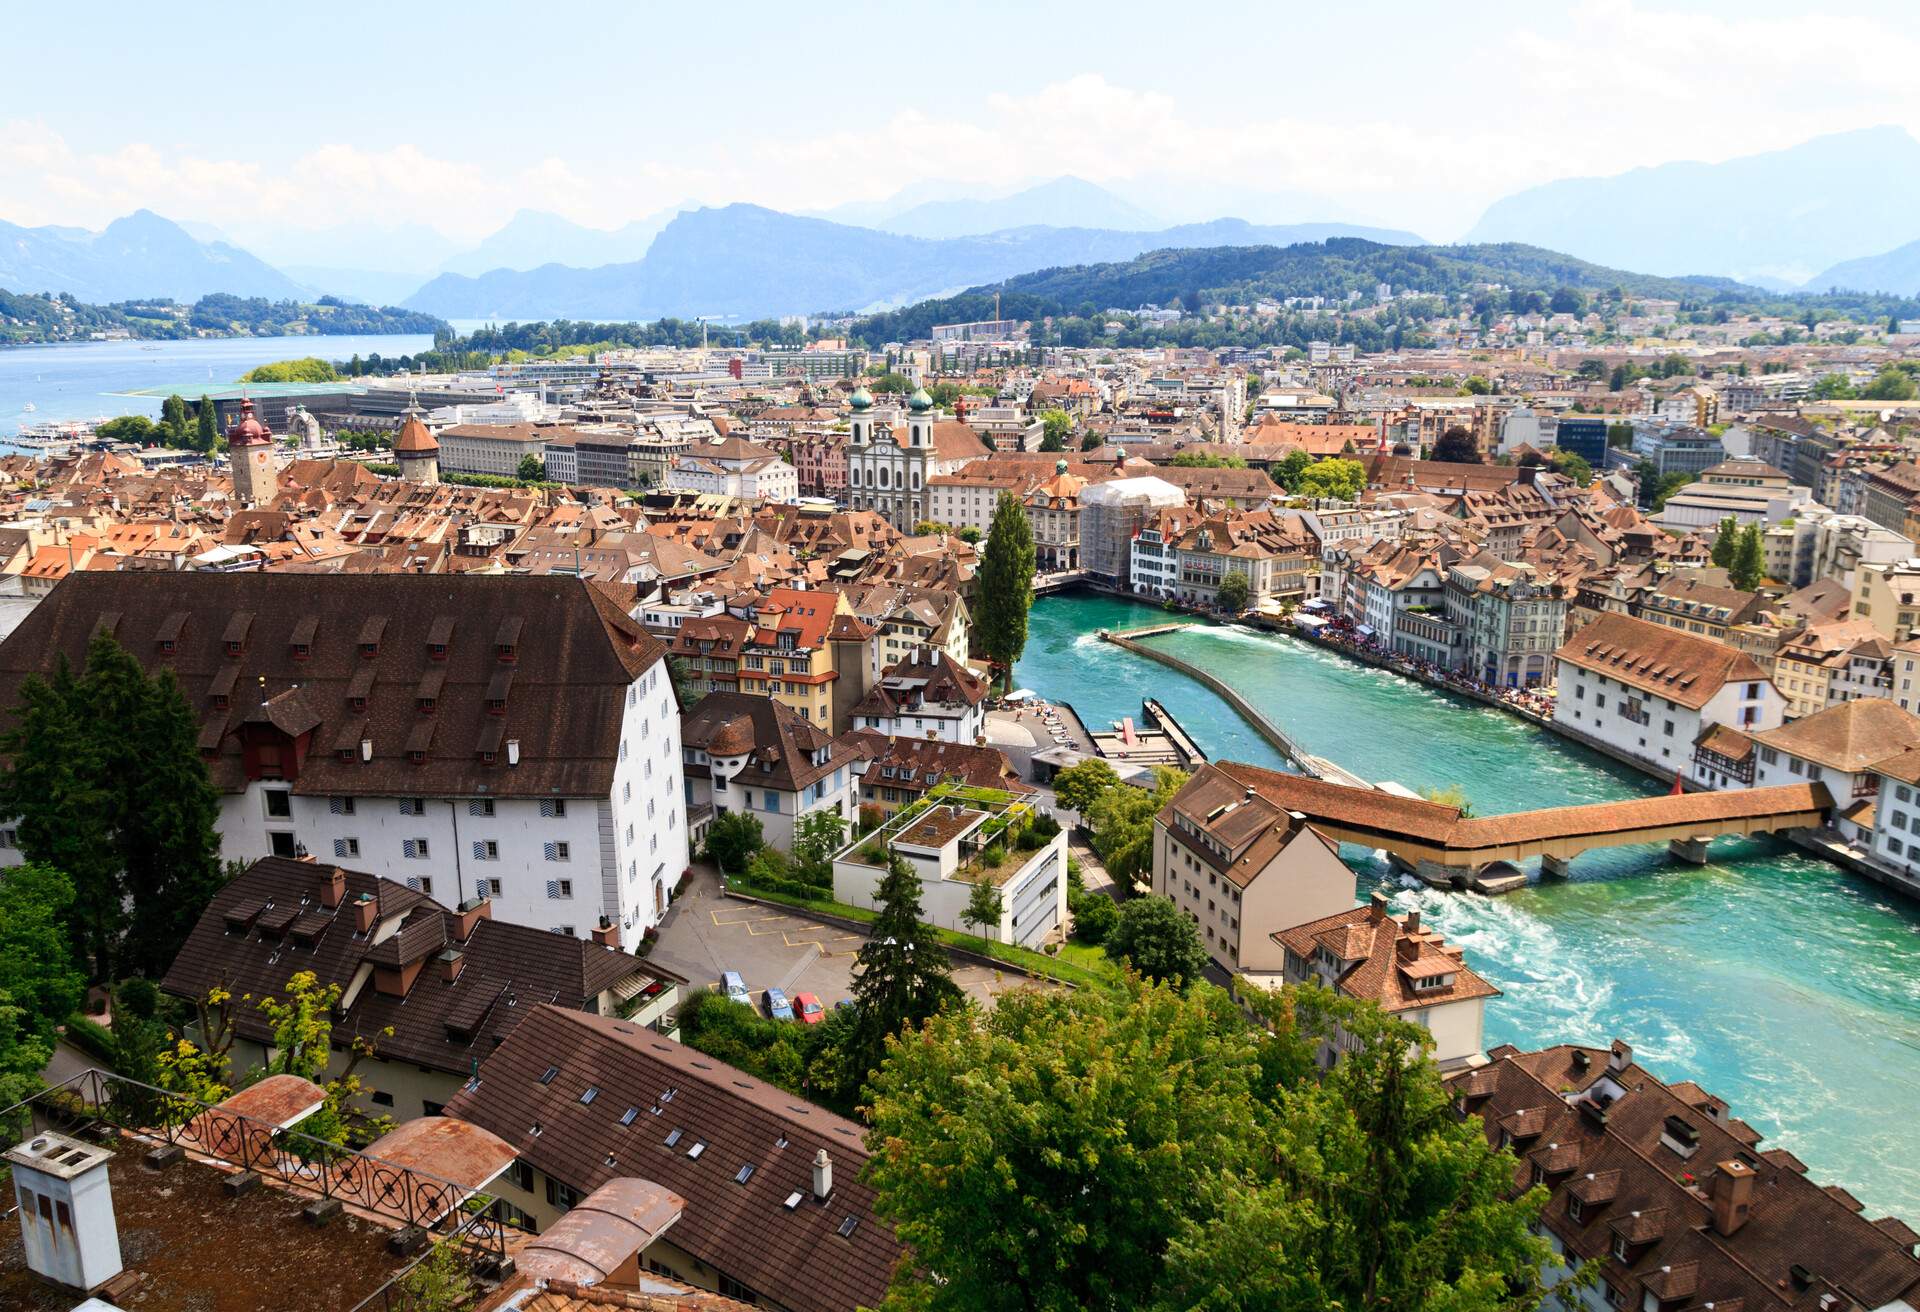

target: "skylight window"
[578,1086,598,1105]
[784,1191,804,1210]
[687,1140,706,1159]
[837,1216,859,1238]
[664,1128,683,1148]
[735,1163,756,1184]
[538,1065,559,1085]
[620,1106,640,1127]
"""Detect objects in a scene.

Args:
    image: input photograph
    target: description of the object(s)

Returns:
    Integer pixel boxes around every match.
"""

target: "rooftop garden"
[839,780,1043,875]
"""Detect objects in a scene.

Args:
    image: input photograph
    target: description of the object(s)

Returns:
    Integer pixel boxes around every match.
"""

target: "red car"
[793,992,826,1025]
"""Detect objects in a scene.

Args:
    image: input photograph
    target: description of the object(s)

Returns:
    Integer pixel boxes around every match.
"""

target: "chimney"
[4,1132,122,1293]
[1368,891,1389,923]
[1710,1159,1756,1236]
[1404,908,1421,935]
[507,738,521,767]
[812,1149,833,1200]
[438,948,464,984]
[352,892,378,935]
[591,918,620,948]
[1608,1039,1632,1073]
[360,736,372,763]
[1397,934,1420,963]
[1243,786,1256,803]
[453,897,491,943]
[318,866,347,909]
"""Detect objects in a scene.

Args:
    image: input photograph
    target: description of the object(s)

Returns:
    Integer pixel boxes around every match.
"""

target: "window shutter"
[328,797,345,815]
[398,799,412,815]
[405,877,422,892]
[546,880,562,899]
[403,839,418,859]
[543,841,558,861]
[539,799,556,818]
[332,838,348,858]
[474,879,489,899]
[472,840,489,861]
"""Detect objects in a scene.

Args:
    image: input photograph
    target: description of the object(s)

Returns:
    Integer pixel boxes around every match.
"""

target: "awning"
[1004,689,1037,702]
[1356,625,1375,637]
[1302,597,1330,610]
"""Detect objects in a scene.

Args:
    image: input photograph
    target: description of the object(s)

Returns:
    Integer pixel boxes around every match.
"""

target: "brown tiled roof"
[1556,611,1771,710]
[1274,903,1499,1013]
[443,1006,898,1312]
[679,691,844,793]
[1748,699,1920,774]
[848,733,1031,798]
[160,858,673,1078]
[0,572,664,799]
[1447,1044,1920,1311]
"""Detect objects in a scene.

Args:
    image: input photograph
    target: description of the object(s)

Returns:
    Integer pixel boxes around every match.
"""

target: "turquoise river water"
[1016,592,1920,1222]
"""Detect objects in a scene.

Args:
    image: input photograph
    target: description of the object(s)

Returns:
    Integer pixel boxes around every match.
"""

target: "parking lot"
[649,868,1047,1014]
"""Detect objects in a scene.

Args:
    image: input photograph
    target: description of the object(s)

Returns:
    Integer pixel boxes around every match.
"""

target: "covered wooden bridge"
[1215,761,1833,892]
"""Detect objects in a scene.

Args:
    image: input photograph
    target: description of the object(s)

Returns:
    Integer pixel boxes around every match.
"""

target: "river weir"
[1019,591,1920,1224]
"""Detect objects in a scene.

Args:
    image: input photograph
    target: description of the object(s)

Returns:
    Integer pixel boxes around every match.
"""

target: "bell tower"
[226,396,277,507]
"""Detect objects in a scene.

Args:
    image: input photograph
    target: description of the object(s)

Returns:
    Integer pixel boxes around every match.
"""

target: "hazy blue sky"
[7,0,1918,249]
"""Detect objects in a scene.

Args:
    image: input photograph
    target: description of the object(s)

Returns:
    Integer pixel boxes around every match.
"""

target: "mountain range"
[874,176,1165,239]
[0,210,305,303]
[398,205,1427,320]
[1464,126,1920,288]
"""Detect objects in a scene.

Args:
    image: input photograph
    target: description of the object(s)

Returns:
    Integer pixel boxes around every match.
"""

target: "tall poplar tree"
[194,396,219,452]
[975,492,1036,690]
[1732,523,1767,591]
[1709,516,1739,569]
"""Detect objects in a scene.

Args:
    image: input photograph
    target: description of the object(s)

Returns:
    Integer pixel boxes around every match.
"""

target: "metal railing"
[0,1068,508,1265]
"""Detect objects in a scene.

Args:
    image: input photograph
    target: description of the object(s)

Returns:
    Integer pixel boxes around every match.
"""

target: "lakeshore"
[1017,589,1920,1225]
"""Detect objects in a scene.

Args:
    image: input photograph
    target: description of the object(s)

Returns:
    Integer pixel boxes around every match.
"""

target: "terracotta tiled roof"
[1275,902,1499,1013]
[1749,699,1920,774]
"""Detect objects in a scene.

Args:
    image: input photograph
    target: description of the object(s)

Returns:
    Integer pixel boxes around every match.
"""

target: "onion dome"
[848,385,873,412]
[225,397,272,448]
[907,386,933,412]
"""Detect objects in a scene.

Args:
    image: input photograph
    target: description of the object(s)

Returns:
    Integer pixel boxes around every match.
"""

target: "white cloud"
[6,2,1919,259]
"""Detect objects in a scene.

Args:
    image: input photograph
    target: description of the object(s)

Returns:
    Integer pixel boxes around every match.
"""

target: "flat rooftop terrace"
[0,1133,413,1312]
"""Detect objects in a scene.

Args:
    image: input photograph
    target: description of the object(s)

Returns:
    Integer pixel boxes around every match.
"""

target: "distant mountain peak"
[1466,126,1920,281]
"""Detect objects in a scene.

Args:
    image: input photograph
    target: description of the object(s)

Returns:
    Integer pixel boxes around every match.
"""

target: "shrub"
[1069,889,1118,944]
[857,803,887,834]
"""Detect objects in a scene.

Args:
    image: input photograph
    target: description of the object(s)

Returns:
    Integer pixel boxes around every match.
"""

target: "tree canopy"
[863,979,1556,1312]
[1215,571,1252,614]
[1102,894,1209,990]
[1086,766,1188,884]
[1296,457,1367,502]
[1431,427,1481,463]
[241,356,341,384]
[1052,758,1121,814]
[847,854,963,1088]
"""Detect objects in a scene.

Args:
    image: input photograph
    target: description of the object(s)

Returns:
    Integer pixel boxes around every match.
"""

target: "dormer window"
[1567,1197,1585,1223]
[1610,1233,1629,1262]
[418,695,437,713]
[428,616,455,662]
[429,643,447,662]
[408,748,427,765]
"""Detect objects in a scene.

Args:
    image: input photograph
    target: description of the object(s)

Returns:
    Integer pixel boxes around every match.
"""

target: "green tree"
[1214,571,1251,614]
[159,393,190,442]
[864,980,1557,1312]
[1272,448,1314,492]
[1169,450,1246,469]
[1038,408,1073,452]
[1431,427,1481,463]
[1087,766,1188,884]
[1548,449,1592,484]
[705,811,765,875]
[956,525,981,544]
[0,863,85,1048]
[1070,888,1117,944]
[1652,470,1695,511]
[1732,522,1767,590]
[1459,375,1491,395]
[1080,432,1103,452]
[194,396,219,452]
[1710,516,1739,569]
[961,876,1004,944]
[392,1238,476,1312]
[0,660,119,977]
[1052,758,1120,814]
[1295,457,1366,502]
[1811,373,1856,400]
[976,492,1037,690]
[121,665,226,978]
[241,357,340,384]
[1863,366,1919,401]
[516,454,546,481]
[1156,986,1557,1312]
[0,988,51,1109]
[791,809,846,888]
[847,854,961,1086]
[95,415,157,445]
[1606,421,1634,450]
[1103,895,1208,989]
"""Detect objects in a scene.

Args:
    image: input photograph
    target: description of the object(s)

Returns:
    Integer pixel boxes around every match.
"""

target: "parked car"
[721,971,750,1006]
[834,998,857,1013]
[793,992,826,1025]
[763,986,794,1021]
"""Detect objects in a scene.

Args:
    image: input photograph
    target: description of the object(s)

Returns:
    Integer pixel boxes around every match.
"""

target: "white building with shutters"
[0,572,690,950]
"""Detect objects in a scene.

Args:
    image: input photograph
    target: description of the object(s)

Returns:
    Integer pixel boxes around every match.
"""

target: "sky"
[7,0,1920,259]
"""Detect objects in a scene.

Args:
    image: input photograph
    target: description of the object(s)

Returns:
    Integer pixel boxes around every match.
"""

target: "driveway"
[651,865,1049,1012]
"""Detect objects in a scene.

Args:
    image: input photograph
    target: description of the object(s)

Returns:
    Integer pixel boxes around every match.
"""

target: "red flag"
[1670,773,1685,796]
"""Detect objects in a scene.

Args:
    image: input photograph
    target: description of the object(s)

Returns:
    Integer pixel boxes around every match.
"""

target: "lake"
[0,333,438,432]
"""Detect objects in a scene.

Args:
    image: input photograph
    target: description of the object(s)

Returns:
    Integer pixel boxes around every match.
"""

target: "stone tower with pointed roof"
[394,399,440,486]
[226,396,277,507]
